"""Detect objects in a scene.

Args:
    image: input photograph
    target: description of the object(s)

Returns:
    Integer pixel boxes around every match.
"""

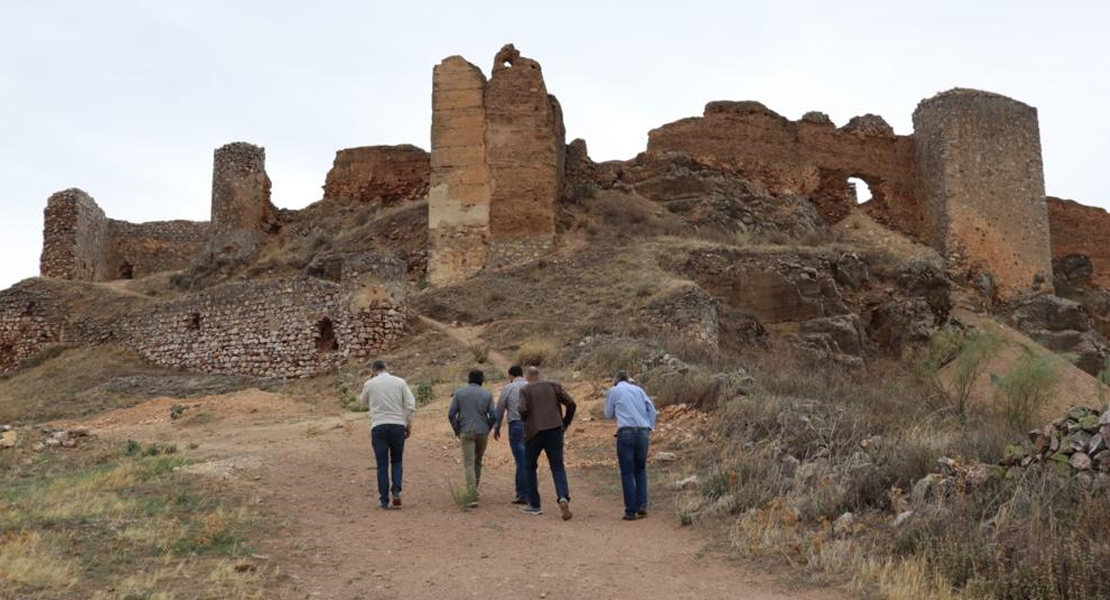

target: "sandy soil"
[61,387,843,600]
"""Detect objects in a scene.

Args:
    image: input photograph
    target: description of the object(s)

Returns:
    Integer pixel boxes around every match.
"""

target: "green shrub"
[907,325,1003,423]
[415,383,434,406]
[991,346,1061,430]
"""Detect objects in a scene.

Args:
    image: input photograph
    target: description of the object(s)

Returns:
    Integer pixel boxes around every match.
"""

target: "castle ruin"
[6,43,1104,379]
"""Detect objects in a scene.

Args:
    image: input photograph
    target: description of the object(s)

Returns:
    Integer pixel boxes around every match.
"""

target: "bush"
[415,383,434,406]
[516,339,560,367]
[643,369,726,409]
[991,346,1061,430]
[574,341,646,378]
[907,325,1003,423]
[468,343,490,364]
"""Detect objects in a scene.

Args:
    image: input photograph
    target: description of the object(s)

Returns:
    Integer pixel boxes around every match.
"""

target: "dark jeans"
[525,427,570,509]
[617,428,651,516]
[508,420,527,499]
[371,424,406,507]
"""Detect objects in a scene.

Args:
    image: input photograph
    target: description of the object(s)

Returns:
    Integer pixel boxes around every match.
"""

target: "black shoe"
[520,505,544,515]
[637,509,648,518]
[378,503,392,510]
[623,514,638,521]
[511,496,528,505]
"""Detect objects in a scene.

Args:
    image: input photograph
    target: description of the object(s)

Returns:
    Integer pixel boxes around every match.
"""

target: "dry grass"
[516,338,562,367]
[0,436,268,599]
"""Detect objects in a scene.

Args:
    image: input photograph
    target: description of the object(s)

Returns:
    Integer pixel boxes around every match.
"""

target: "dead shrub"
[516,339,561,367]
[574,341,647,378]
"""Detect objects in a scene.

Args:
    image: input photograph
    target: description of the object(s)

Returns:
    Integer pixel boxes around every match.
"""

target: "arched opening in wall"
[186,313,202,331]
[847,177,872,205]
[316,318,339,355]
[118,262,134,280]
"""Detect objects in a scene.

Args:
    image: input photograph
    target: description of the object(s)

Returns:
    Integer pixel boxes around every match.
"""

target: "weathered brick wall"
[106,219,209,279]
[485,44,565,267]
[646,102,921,238]
[40,188,109,280]
[204,142,278,262]
[913,89,1053,300]
[1048,197,1110,289]
[428,56,493,285]
[323,145,429,205]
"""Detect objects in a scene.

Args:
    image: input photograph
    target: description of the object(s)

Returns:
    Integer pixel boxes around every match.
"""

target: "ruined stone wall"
[0,281,64,375]
[428,56,492,285]
[913,89,1053,300]
[484,44,566,269]
[40,188,109,280]
[1048,197,1110,289]
[323,145,429,205]
[646,103,921,237]
[106,219,209,279]
[204,142,277,262]
[117,278,405,378]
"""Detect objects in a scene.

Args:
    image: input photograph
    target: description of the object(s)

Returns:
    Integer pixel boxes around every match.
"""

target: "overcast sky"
[2,1,1108,290]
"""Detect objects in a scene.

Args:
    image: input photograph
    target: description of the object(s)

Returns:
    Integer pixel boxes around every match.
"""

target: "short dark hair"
[468,369,485,385]
[508,365,523,377]
[614,370,631,383]
[371,360,386,371]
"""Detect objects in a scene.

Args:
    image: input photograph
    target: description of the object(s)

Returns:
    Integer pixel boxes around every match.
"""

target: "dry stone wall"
[0,281,64,375]
[106,219,209,280]
[40,189,109,280]
[323,145,429,205]
[913,89,1053,300]
[118,278,405,378]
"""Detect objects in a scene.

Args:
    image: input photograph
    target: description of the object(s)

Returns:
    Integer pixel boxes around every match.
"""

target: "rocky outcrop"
[1010,295,1109,375]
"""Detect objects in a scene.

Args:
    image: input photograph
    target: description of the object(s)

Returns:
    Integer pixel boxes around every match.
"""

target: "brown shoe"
[392,497,402,508]
[558,499,573,521]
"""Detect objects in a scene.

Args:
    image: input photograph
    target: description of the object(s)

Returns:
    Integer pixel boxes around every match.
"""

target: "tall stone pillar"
[39,188,108,280]
[428,57,492,286]
[913,89,1053,300]
[205,142,277,262]
[484,44,566,270]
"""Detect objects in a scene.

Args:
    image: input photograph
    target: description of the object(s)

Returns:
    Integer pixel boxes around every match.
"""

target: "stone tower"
[913,89,1053,300]
[204,142,277,262]
[427,44,566,286]
[39,188,108,280]
[428,57,492,286]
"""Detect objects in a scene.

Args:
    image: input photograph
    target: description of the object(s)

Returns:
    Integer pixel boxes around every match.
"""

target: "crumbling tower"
[484,44,566,269]
[39,188,108,280]
[428,44,566,285]
[913,89,1053,300]
[428,57,492,286]
[204,142,277,262]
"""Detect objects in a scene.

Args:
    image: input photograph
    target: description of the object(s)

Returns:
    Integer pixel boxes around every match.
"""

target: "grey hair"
[370,360,387,371]
[614,370,631,383]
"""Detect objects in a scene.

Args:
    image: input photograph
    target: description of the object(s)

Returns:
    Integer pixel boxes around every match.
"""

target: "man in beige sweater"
[360,360,416,510]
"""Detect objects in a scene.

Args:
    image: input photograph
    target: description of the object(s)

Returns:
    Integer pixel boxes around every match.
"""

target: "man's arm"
[402,382,417,427]
[603,387,617,420]
[494,385,511,436]
[642,388,658,428]
[518,387,530,422]
[485,392,500,430]
[447,393,461,437]
[359,383,372,413]
[557,384,577,429]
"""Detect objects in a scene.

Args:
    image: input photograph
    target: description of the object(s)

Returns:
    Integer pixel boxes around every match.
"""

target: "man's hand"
[404,425,412,439]
[493,430,501,441]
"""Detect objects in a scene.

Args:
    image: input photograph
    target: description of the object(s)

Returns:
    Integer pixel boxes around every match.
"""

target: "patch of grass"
[991,346,1062,430]
[516,339,561,367]
[0,437,267,598]
[448,482,478,511]
[574,341,647,379]
[468,342,490,365]
[415,383,435,407]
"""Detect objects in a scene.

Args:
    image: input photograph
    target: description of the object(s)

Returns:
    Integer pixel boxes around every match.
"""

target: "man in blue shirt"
[603,370,658,521]
[493,365,529,505]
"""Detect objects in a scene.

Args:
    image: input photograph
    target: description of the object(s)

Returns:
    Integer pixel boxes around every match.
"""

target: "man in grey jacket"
[448,369,499,507]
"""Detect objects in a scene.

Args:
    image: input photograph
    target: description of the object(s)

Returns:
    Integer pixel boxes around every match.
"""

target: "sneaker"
[392,497,403,508]
[637,509,648,518]
[511,496,528,505]
[520,505,544,515]
[378,503,392,510]
[558,499,573,521]
[622,514,638,521]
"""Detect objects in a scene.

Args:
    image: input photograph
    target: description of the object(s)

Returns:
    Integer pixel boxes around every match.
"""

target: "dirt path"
[65,388,844,600]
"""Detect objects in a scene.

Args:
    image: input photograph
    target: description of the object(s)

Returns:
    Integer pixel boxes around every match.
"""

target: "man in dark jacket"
[518,366,577,520]
[448,369,498,507]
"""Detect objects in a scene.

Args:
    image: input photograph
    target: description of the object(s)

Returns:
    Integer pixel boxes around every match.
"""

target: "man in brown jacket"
[518,366,577,520]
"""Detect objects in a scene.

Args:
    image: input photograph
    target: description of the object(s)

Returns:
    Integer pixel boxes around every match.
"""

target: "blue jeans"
[371,424,406,507]
[617,428,651,517]
[525,427,570,509]
[508,420,527,500]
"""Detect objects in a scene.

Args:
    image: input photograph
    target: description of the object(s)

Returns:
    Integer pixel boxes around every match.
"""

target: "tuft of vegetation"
[468,342,490,364]
[991,346,1062,430]
[516,339,561,367]
[447,481,478,511]
[906,325,1003,423]
[415,382,435,407]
